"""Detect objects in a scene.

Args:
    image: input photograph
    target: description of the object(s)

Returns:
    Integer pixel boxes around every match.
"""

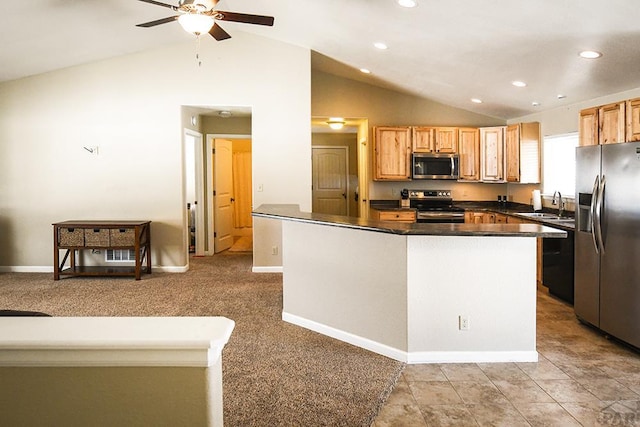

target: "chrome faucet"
[552,191,564,217]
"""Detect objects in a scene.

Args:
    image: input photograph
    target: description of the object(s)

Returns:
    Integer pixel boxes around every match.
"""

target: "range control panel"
[406,189,452,199]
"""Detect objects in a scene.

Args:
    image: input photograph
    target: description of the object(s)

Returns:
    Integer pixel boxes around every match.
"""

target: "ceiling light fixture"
[471,98,483,104]
[360,68,372,74]
[178,13,215,35]
[557,94,567,99]
[579,50,602,59]
[327,117,346,130]
[532,102,540,107]
[374,42,388,50]
[218,110,232,118]
[512,81,527,88]
[397,0,418,7]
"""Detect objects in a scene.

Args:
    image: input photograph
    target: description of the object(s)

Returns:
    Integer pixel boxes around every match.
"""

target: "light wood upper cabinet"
[599,102,625,145]
[458,127,480,181]
[505,124,520,182]
[412,127,436,152]
[579,107,599,146]
[412,127,458,153]
[626,98,640,142]
[505,122,540,184]
[373,126,412,181]
[480,126,505,182]
[434,127,458,153]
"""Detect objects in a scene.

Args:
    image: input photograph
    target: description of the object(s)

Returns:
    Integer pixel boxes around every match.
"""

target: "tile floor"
[373,287,640,426]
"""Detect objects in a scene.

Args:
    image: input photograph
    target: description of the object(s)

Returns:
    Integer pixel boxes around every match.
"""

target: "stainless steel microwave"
[412,153,459,180]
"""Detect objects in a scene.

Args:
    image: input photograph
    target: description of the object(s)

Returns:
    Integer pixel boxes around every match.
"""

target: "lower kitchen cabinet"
[371,209,416,223]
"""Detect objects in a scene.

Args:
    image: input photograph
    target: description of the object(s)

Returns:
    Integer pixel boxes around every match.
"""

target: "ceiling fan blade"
[136,15,179,27]
[214,11,274,26]
[137,0,179,11]
[209,23,232,41]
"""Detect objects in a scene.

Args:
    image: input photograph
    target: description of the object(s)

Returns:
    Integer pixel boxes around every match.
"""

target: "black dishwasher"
[542,230,575,304]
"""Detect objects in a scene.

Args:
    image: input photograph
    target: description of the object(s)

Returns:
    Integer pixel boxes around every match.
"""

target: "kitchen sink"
[516,212,562,219]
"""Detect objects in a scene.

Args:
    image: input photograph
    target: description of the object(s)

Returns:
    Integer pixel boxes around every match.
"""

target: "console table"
[53,220,151,280]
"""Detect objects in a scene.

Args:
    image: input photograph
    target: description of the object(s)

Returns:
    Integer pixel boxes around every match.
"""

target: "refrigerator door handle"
[590,175,600,254]
[595,175,606,254]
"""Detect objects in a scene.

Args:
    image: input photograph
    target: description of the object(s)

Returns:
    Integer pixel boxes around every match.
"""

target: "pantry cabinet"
[458,128,480,181]
[373,126,412,181]
[599,102,626,145]
[412,127,458,153]
[480,127,505,182]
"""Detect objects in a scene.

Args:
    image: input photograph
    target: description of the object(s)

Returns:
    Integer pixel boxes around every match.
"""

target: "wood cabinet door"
[599,102,626,144]
[480,127,505,181]
[495,214,508,224]
[464,212,484,224]
[458,128,479,181]
[483,213,496,223]
[626,98,640,142]
[579,107,599,146]
[412,127,435,152]
[505,124,520,182]
[434,127,458,153]
[373,126,412,181]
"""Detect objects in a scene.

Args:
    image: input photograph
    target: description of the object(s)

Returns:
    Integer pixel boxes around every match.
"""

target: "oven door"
[416,211,465,223]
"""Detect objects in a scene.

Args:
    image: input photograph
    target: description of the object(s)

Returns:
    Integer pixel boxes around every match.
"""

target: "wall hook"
[83,147,94,153]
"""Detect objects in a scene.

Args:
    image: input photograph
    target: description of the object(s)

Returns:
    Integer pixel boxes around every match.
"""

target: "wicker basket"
[110,228,135,246]
[84,228,110,247]
[58,228,84,246]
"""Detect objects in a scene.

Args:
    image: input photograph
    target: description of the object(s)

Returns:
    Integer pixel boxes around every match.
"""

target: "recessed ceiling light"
[579,50,602,59]
[360,68,371,74]
[532,102,540,107]
[373,42,388,50]
[471,98,483,104]
[557,94,567,99]
[397,0,418,7]
[512,81,527,88]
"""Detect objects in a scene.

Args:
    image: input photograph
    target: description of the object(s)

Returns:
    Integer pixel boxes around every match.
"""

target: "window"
[543,132,579,197]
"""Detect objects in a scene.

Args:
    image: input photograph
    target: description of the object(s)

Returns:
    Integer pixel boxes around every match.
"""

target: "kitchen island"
[253,204,566,364]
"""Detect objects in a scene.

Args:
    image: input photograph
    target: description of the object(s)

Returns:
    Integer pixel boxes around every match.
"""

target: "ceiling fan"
[136,0,274,41]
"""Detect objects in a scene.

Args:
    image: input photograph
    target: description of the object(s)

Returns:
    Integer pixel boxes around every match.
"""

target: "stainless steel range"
[405,189,465,223]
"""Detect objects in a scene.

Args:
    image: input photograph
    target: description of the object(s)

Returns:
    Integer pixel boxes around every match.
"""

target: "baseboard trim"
[282,312,538,364]
[282,312,408,362]
[252,266,283,273]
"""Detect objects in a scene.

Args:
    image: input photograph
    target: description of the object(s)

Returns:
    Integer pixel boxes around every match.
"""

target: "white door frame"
[184,128,205,257]
[312,145,349,216]
[206,133,252,255]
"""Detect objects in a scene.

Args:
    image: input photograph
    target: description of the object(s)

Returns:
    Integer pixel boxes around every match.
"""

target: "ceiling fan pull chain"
[195,34,203,67]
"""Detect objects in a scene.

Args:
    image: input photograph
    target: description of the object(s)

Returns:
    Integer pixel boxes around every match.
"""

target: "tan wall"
[0,367,210,426]
[0,32,310,270]
[312,71,507,202]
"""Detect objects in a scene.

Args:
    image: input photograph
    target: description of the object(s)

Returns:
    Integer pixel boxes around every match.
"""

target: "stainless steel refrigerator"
[575,141,640,349]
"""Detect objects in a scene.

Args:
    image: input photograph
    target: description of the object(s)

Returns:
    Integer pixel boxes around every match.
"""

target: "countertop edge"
[253,205,566,238]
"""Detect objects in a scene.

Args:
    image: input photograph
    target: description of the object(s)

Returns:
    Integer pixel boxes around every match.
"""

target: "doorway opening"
[311,117,369,218]
[182,106,252,262]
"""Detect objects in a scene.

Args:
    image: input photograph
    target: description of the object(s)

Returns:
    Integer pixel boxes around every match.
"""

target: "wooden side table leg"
[53,226,60,280]
[134,225,142,280]
[145,223,151,274]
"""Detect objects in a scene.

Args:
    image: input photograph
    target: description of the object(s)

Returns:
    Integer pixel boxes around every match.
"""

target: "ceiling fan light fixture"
[327,118,346,130]
[178,13,214,35]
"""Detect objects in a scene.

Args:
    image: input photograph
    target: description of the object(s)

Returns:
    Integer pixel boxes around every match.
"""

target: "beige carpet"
[0,253,404,426]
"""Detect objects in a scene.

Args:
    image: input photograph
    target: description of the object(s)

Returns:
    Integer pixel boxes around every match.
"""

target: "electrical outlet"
[258,184,264,192]
[272,246,278,255]
[459,315,470,331]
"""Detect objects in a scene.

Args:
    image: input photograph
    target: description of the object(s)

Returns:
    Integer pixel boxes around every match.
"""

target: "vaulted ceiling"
[2,0,639,119]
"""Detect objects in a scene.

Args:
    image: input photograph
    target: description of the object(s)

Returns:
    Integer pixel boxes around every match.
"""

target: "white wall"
[0,32,311,270]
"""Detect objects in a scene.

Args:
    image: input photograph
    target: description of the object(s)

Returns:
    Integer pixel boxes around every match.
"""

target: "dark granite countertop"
[370,200,575,232]
[253,204,566,238]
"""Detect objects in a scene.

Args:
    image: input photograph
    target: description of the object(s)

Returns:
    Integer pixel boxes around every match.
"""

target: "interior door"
[214,139,234,253]
[312,147,348,215]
